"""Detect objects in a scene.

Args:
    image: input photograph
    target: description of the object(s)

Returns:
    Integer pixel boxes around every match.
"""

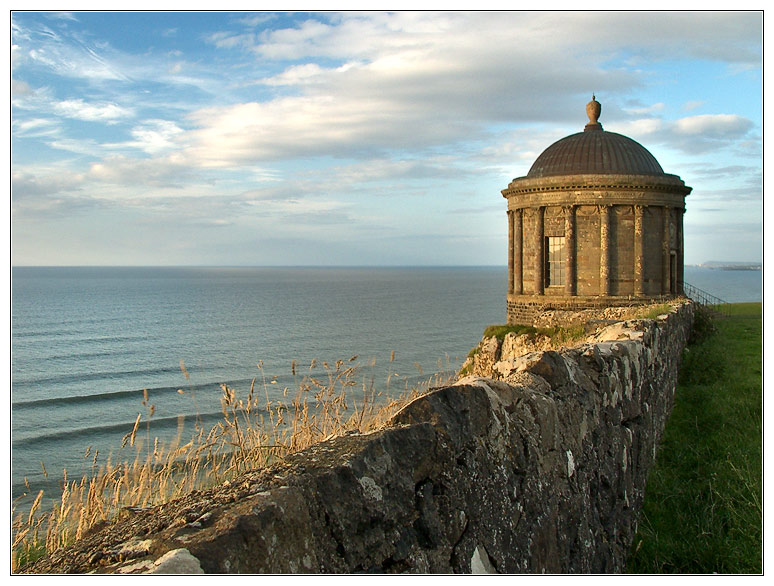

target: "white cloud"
[87,154,193,188]
[52,99,134,123]
[12,117,60,138]
[46,137,111,157]
[611,118,667,138]
[236,13,277,28]
[260,63,326,86]
[11,78,33,96]
[180,93,466,165]
[113,119,185,154]
[625,103,665,115]
[611,114,756,155]
[47,12,79,22]
[674,114,753,138]
[206,31,255,50]
[183,12,758,167]
[12,16,207,95]
[12,169,85,199]
[16,12,763,170]
[239,11,760,67]
[25,38,131,82]
[682,100,705,112]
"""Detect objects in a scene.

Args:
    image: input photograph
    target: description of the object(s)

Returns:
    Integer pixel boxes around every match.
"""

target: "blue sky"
[10,11,762,266]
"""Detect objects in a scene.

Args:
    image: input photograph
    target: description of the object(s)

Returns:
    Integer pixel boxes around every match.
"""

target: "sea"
[10,265,762,509]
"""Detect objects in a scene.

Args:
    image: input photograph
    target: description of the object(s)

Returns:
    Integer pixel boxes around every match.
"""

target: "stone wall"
[26,301,694,575]
[505,294,671,326]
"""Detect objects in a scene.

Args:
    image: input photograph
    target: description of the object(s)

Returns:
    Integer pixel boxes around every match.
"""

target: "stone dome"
[527,97,665,178]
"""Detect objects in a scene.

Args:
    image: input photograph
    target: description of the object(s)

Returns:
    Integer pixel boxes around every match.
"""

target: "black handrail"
[681,281,729,315]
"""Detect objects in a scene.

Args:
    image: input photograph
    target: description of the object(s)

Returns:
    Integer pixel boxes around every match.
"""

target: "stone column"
[507,210,514,294]
[599,205,610,296]
[513,209,523,295]
[634,205,644,296]
[564,205,576,296]
[662,206,670,295]
[535,206,545,295]
[678,207,685,294]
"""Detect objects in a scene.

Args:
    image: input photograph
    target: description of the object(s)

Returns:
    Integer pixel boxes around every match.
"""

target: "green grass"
[627,302,762,574]
[481,323,540,340]
[633,303,674,320]
[480,323,587,346]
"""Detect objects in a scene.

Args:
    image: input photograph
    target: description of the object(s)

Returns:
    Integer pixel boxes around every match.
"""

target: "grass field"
[627,302,762,574]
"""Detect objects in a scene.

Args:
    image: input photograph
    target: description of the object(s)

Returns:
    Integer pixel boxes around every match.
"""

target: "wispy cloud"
[12,117,60,138]
[105,119,185,154]
[682,100,705,111]
[624,102,665,115]
[45,137,106,157]
[52,98,134,123]
[612,113,757,155]
[46,12,80,22]
[673,114,753,137]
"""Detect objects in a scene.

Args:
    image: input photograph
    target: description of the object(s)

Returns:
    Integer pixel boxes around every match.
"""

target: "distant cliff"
[26,300,694,574]
[698,261,761,271]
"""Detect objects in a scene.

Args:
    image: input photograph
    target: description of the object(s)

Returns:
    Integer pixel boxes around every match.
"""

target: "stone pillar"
[507,210,514,294]
[678,207,685,294]
[513,209,523,295]
[634,205,644,296]
[564,205,576,296]
[535,206,545,295]
[662,206,670,295]
[599,205,610,296]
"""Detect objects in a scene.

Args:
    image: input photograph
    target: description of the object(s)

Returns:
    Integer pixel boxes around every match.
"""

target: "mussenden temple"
[502,97,692,325]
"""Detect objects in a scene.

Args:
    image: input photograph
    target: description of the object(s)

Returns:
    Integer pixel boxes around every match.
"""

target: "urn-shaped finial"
[585,95,602,130]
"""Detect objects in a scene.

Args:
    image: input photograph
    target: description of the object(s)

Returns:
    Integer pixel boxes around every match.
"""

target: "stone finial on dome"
[585,95,602,131]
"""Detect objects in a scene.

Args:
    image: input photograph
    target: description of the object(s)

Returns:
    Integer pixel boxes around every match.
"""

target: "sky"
[10,10,763,266]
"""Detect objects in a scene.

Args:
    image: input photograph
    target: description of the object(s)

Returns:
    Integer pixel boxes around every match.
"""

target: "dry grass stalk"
[11,354,458,571]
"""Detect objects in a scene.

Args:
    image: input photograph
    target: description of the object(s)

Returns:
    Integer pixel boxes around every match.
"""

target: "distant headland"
[690,261,762,271]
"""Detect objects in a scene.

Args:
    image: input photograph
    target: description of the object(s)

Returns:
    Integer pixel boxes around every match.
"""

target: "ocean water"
[10,265,761,506]
[682,266,762,303]
[11,266,505,504]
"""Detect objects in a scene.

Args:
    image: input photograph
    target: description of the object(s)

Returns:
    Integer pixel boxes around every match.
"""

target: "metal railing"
[681,281,729,316]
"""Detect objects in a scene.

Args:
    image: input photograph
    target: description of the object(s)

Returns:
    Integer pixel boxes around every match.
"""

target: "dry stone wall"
[27,301,694,574]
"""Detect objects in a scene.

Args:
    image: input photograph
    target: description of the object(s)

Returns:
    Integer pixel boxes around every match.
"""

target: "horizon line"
[10,264,507,269]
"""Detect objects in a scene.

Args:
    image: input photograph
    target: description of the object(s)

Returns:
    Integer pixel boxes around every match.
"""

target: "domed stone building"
[503,97,691,325]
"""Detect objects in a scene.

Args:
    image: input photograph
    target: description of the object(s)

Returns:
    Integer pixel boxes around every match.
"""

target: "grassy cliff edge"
[627,302,762,573]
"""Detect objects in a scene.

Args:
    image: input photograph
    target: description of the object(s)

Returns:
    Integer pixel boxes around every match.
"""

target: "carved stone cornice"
[502,173,692,198]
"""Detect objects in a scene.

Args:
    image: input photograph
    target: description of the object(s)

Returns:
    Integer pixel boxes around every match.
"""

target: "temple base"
[506,293,680,326]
